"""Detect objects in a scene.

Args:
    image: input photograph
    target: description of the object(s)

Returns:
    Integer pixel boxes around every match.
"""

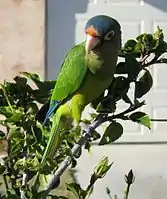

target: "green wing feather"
[43,42,87,125]
[51,42,87,102]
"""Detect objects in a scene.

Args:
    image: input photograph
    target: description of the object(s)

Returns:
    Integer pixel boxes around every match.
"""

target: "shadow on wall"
[144,0,167,12]
[46,0,88,80]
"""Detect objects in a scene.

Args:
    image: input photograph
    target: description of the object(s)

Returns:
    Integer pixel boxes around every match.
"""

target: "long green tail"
[33,114,61,191]
[41,114,61,164]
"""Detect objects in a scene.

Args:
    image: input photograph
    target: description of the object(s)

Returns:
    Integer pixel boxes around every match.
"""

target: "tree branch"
[143,54,161,67]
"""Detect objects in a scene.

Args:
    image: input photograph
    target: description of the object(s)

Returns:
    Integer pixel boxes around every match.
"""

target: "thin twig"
[1,84,13,111]
[6,126,16,187]
[20,130,28,199]
[140,54,150,65]
[20,167,27,199]
[103,102,144,123]
[151,118,167,122]
[123,183,131,199]
[143,54,161,67]
[20,124,34,199]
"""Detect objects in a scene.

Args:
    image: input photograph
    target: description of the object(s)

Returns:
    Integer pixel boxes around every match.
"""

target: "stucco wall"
[0,0,44,81]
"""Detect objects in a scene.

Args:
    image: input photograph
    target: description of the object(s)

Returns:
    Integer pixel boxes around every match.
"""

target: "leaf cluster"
[0,73,56,198]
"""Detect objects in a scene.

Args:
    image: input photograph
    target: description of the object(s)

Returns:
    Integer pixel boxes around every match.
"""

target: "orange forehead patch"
[86,25,99,37]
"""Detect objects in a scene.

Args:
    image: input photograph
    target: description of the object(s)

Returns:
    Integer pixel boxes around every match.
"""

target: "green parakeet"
[42,15,122,166]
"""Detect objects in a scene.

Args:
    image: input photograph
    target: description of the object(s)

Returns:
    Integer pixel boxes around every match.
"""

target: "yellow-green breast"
[70,49,118,123]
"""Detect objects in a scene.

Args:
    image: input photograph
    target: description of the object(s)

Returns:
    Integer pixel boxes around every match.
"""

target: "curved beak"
[85,34,100,53]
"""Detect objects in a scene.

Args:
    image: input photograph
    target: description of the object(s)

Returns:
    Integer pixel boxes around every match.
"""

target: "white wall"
[0,0,44,81]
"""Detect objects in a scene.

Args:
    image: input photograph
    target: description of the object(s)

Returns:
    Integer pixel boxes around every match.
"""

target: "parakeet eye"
[104,30,115,40]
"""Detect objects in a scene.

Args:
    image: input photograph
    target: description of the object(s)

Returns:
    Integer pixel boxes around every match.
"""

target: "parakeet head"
[85,15,121,53]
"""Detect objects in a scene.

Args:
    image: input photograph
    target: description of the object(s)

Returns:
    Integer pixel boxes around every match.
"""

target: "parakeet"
[42,15,122,166]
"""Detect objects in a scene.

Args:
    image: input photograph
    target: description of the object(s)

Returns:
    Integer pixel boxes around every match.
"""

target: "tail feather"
[43,100,60,125]
[33,114,61,189]
[41,114,61,164]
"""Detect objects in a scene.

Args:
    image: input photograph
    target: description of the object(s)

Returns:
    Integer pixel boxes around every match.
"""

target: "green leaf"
[0,106,13,117]
[99,122,123,145]
[37,80,56,91]
[129,111,151,129]
[125,54,141,81]
[33,89,51,104]
[115,62,128,74]
[0,107,24,123]
[66,183,86,198]
[21,72,41,87]
[6,189,20,199]
[0,130,6,139]
[108,76,130,101]
[94,156,113,178]
[152,26,166,53]
[9,127,22,139]
[136,33,146,42]
[49,196,59,199]
[14,76,27,90]
[14,158,25,170]
[31,191,47,199]
[142,34,156,52]
[134,41,142,54]
[156,41,167,54]
[84,141,91,152]
[0,164,6,174]
[11,138,24,154]
[5,109,24,123]
[153,26,164,43]
[135,70,153,98]
[91,130,101,141]
[91,92,104,110]
[96,100,116,114]
[122,94,133,104]
[136,33,155,54]
[124,39,137,52]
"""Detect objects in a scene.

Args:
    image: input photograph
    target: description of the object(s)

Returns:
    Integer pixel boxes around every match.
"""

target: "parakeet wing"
[51,42,87,102]
[43,42,87,123]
